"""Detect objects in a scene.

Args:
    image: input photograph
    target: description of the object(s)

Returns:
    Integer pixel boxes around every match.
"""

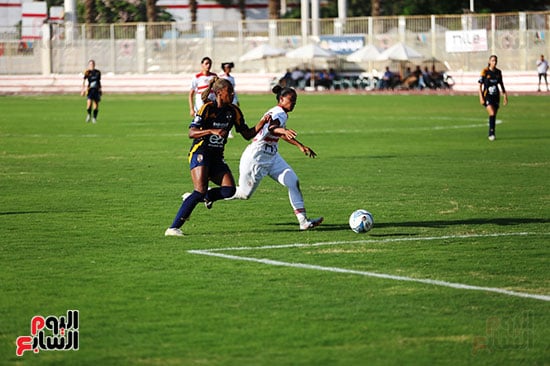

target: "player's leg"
[166,163,208,235]
[230,146,266,200]
[204,162,236,206]
[486,103,497,140]
[92,98,99,122]
[85,97,92,122]
[270,156,323,230]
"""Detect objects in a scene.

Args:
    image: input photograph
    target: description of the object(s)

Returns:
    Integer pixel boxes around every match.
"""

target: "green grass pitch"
[0,93,548,365]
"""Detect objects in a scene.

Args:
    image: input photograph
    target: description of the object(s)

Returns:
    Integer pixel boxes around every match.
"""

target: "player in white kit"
[229,85,323,230]
[188,57,217,117]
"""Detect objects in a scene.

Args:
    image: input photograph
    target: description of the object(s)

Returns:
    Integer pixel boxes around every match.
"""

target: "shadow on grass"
[273,217,549,233]
[0,210,89,215]
[374,217,550,228]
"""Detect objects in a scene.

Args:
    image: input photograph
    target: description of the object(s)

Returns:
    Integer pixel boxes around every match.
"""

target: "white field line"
[188,232,550,302]
[0,120,502,139]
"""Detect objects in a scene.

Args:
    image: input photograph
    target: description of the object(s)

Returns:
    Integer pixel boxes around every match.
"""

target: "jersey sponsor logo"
[208,134,225,148]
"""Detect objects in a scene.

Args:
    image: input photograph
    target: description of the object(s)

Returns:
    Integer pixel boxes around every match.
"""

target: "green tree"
[77,0,173,23]
[284,0,548,18]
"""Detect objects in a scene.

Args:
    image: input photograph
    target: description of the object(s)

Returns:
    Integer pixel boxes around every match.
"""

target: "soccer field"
[1,93,548,365]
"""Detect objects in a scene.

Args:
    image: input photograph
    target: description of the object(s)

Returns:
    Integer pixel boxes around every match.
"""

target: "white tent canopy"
[346,44,382,62]
[377,42,424,61]
[286,44,336,60]
[239,44,287,62]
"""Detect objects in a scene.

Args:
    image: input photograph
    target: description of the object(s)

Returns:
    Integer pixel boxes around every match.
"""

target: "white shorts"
[237,144,290,198]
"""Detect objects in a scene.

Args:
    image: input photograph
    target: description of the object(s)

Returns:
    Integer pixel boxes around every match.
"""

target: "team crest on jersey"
[225,111,234,123]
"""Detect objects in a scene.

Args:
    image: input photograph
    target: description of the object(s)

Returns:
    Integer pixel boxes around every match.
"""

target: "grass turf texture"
[0,93,548,365]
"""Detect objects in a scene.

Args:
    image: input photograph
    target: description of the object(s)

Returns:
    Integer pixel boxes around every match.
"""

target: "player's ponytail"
[272,85,295,102]
[201,76,219,103]
[202,77,234,103]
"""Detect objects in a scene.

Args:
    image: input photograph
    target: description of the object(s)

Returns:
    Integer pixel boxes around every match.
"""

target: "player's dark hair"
[201,56,212,65]
[272,85,296,101]
[488,54,497,67]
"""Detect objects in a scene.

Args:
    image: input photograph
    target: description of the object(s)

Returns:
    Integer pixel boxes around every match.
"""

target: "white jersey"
[249,105,287,156]
[190,72,217,112]
[537,59,549,74]
[220,72,239,105]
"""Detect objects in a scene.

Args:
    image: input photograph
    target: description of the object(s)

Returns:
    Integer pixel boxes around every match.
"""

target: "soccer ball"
[349,209,374,233]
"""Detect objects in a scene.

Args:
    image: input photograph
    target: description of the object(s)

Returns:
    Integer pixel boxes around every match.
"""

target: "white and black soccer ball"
[349,209,374,233]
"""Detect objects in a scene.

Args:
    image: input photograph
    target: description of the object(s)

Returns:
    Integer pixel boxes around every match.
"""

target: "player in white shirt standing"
[219,62,239,106]
[228,85,323,231]
[536,54,549,92]
[220,62,238,138]
[188,57,217,116]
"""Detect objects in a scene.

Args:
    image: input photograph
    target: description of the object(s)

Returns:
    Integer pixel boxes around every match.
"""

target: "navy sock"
[170,190,205,228]
[93,109,98,118]
[489,115,496,136]
[205,186,236,202]
[87,107,91,115]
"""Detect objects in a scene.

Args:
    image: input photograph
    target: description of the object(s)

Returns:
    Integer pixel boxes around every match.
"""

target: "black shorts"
[188,150,231,177]
[484,95,499,109]
[87,88,101,102]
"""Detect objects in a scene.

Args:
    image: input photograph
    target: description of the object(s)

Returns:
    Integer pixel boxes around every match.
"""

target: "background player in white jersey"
[220,62,239,106]
[188,57,217,117]
[220,61,238,138]
[228,85,323,231]
[536,54,549,92]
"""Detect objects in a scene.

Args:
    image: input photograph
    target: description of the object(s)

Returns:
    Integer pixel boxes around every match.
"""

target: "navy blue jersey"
[83,69,101,102]
[188,101,248,157]
[83,69,101,90]
[479,67,505,106]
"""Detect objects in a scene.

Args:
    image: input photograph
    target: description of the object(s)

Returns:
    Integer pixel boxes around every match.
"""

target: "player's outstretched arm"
[240,114,272,140]
[280,134,317,158]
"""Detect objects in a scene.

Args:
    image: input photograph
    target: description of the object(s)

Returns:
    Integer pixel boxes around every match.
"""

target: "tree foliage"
[285,0,548,18]
[75,0,173,23]
[47,0,550,23]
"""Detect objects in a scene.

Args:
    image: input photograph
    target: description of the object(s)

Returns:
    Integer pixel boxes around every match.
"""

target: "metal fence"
[0,11,548,76]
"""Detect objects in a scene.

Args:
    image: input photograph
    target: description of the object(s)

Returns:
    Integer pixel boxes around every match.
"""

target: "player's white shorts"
[235,143,302,205]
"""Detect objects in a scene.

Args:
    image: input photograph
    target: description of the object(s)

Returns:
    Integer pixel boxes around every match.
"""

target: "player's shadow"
[374,217,549,229]
[272,217,549,233]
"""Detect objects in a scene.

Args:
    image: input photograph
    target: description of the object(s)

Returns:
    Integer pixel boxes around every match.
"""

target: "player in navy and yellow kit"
[81,60,102,123]
[165,77,271,236]
[478,55,508,141]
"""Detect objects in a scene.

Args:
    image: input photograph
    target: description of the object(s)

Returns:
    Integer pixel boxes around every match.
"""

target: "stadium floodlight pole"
[470,0,474,12]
